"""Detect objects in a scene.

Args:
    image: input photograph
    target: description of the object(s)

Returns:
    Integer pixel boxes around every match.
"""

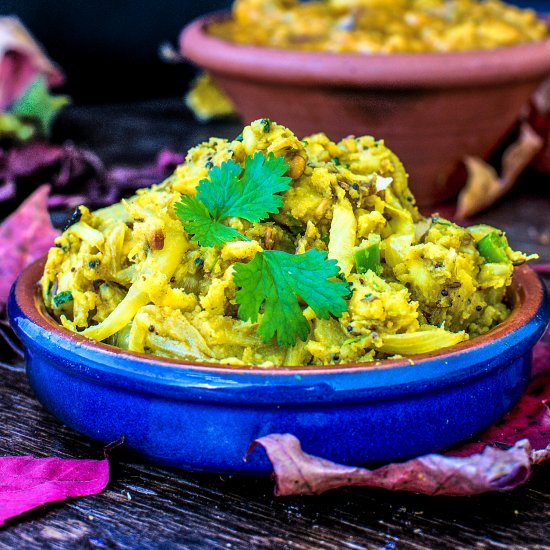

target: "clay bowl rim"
[180,11,550,89]
[10,257,546,377]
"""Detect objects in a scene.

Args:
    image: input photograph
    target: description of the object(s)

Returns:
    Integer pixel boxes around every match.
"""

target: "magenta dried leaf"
[0,455,108,526]
[252,331,550,497]
[0,184,58,308]
[0,141,105,193]
[0,141,107,219]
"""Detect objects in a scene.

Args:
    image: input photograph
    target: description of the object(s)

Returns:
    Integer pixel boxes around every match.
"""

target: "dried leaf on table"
[0,16,63,110]
[106,149,185,194]
[456,123,544,219]
[0,141,84,182]
[185,72,236,122]
[0,185,58,309]
[0,455,108,526]
[0,141,106,217]
[251,329,550,497]
[501,123,544,183]
[251,435,535,497]
[0,142,185,219]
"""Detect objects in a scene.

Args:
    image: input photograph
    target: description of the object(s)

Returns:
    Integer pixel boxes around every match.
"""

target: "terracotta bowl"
[8,259,549,473]
[180,12,550,206]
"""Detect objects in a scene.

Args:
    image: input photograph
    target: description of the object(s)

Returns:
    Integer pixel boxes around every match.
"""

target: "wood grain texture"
[0,362,549,549]
[0,102,548,549]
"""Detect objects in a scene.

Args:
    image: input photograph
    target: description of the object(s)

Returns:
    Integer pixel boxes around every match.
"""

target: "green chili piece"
[354,241,381,274]
[53,290,73,307]
[477,231,508,263]
[260,118,271,133]
[466,224,495,243]
[431,216,452,227]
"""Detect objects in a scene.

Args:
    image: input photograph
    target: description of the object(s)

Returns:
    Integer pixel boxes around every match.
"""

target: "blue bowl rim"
[8,258,549,404]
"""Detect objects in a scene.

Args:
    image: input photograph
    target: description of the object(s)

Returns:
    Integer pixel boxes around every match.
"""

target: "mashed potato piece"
[209,0,547,53]
[41,119,534,366]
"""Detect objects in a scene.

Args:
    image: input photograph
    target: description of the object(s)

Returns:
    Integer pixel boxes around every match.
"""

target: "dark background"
[0,0,548,103]
[0,0,232,103]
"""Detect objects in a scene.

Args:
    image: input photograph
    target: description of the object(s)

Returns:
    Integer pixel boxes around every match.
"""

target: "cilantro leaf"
[218,151,291,221]
[195,158,243,220]
[174,151,291,247]
[10,76,69,136]
[174,195,245,248]
[233,249,350,347]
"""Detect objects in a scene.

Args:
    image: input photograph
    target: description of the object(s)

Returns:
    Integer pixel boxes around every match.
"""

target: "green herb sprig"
[174,151,291,247]
[233,249,349,347]
[174,148,350,346]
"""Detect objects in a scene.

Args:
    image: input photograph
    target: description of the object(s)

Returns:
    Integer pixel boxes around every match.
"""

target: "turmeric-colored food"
[209,0,547,53]
[41,119,534,366]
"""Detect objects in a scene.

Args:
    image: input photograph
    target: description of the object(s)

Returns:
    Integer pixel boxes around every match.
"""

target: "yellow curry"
[41,119,533,366]
[209,0,547,53]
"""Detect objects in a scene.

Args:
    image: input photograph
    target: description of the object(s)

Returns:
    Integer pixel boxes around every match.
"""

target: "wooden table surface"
[1,100,549,549]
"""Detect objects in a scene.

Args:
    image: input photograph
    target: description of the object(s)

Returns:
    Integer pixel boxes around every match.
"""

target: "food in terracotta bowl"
[180,0,550,206]
[8,120,549,472]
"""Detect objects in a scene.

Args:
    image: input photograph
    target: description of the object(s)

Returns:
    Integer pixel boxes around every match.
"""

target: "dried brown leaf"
[252,435,538,497]
[456,123,543,219]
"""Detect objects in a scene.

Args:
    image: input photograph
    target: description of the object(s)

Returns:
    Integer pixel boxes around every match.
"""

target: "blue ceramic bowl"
[8,259,549,473]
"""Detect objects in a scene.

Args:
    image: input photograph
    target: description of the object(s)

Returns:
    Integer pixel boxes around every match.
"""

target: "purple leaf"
[0,184,58,308]
[0,141,108,217]
[252,329,550,497]
[0,141,66,179]
[0,141,104,191]
[0,456,108,525]
[106,149,185,191]
[0,141,184,217]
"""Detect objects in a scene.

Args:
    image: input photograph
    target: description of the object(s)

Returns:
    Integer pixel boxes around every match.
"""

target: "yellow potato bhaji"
[41,119,533,366]
[209,0,547,53]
